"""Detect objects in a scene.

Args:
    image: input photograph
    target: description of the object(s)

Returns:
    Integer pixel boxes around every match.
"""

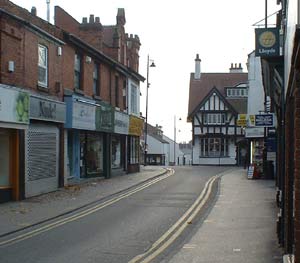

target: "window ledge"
[37,85,49,93]
[93,95,102,101]
[74,88,84,95]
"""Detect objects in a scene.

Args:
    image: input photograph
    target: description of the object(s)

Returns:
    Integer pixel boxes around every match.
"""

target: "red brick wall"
[0,14,63,100]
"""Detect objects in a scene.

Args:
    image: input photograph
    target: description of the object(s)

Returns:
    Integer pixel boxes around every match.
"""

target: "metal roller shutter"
[26,123,59,197]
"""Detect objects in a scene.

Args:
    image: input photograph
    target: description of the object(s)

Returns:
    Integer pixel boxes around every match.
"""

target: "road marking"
[128,173,221,263]
[182,244,197,249]
[0,169,174,247]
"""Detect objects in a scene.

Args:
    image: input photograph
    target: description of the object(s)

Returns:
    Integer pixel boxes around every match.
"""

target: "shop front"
[95,100,114,178]
[113,110,129,175]
[65,95,100,180]
[0,85,29,203]
[128,115,143,173]
[25,95,66,197]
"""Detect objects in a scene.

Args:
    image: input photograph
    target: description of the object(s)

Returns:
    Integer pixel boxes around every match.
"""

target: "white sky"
[12,0,280,143]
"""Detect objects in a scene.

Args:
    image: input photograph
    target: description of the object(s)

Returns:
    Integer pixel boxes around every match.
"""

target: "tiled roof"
[188,72,248,118]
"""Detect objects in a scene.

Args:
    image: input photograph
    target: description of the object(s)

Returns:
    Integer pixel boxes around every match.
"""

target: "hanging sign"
[255,28,280,57]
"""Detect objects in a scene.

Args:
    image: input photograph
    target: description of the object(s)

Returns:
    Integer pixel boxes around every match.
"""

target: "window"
[200,138,228,157]
[204,113,225,124]
[130,136,139,164]
[130,83,138,115]
[115,76,119,107]
[93,63,100,96]
[227,88,248,97]
[38,44,48,87]
[74,53,82,90]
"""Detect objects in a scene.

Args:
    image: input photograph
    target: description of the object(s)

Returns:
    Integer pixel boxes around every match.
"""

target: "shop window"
[86,133,103,176]
[112,136,121,168]
[74,53,82,90]
[130,136,139,164]
[38,44,48,87]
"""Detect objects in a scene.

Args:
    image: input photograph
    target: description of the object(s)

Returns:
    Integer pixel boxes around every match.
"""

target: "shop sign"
[237,114,247,127]
[255,28,280,57]
[255,114,274,127]
[245,127,264,138]
[30,96,66,123]
[73,100,96,130]
[114,111,129,135]
[0,85,29,124]
[95,102,114,132]
[129,115,144,136]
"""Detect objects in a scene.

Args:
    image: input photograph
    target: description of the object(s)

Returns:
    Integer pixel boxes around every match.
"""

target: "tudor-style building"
[188,55,248,165]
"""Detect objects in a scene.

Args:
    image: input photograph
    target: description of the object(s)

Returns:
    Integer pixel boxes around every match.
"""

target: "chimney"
[82,17,88,24]
[117,8,126,26]
[89,14,95,23]
[95,17,100,23]
[31,7,37,16]
[46,0,50,22]
[229,62,243,73]
[194,54,201,79]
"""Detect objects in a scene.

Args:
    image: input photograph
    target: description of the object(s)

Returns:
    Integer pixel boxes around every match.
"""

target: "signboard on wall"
[255,114,275,127]
[255,28,280,57]
[30,96,66,123]
[114,110,129,135]
[95,102,114,132]
[129,115,144,136]
[0,85,29,124]
[72,100,96,130]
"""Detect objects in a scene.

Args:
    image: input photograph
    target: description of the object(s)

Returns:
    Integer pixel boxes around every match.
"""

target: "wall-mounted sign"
[114,110,129,135]
[95,102,114,132]
[255,28,280,57]
[245,127,264,138]
[30,96,66,123]
[237,114,247,127]
[0,85,29,124]
[129,115,143,136]
[255,114,275,127]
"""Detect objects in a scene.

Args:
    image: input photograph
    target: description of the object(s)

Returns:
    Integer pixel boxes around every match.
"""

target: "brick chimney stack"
[194,54,201,79]
[229,63,243,73]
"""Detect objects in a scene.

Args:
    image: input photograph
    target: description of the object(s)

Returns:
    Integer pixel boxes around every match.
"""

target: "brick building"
[0,0,144,203]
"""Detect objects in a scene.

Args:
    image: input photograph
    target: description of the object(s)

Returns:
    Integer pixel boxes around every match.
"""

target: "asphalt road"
[0,166,229,263]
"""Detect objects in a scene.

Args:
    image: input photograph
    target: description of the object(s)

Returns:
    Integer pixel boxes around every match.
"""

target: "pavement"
[167,168,283,263]
[0,166,283,262]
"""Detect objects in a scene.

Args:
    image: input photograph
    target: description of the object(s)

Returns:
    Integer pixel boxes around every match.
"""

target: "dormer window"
[226,88,248,97]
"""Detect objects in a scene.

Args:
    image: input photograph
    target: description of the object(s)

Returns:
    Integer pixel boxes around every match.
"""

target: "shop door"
[0,130,11,201]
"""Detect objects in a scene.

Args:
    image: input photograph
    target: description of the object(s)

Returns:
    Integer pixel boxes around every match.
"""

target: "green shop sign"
[0,85,29,124]
[95,102,114,132]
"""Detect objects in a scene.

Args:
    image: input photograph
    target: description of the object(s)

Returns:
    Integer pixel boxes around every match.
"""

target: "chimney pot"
[95,17,100,23]
[31,6,37,16]
[82,17,88,23]
[239,63,242,68]
[89,14,94,23]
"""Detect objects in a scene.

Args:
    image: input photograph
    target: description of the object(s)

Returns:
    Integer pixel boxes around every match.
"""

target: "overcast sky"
[12,0,280,143]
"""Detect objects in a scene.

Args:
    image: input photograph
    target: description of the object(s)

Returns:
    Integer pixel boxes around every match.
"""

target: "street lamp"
[144,55,155,166]
[174,116,182,165]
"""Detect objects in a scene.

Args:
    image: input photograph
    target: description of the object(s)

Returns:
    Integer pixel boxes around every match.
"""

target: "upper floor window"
[204,113,225,125]
[38,44,48,87]
[74,53,82,90]
[115,76,119,107]
[226,88,248,97]
[93,63,100,96]
[130,83,138,115]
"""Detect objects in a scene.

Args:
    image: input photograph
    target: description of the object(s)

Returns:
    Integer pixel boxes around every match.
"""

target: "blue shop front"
[65,95,114,180]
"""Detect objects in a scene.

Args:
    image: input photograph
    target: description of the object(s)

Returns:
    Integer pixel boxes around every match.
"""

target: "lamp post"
[144,55,155,166]
[174,116,181,165]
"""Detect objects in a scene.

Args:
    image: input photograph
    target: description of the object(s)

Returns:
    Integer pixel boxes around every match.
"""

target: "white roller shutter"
[25,123,59,197]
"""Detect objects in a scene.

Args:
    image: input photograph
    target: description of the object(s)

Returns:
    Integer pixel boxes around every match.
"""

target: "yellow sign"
[129,115,144,136]
[237,119,247,127]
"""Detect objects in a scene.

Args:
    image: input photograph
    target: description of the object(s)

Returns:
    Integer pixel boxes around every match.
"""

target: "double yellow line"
[129,173,221,263]
[0,169,174,247]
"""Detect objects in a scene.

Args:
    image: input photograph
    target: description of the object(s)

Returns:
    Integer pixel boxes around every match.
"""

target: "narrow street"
[0,166,228,263]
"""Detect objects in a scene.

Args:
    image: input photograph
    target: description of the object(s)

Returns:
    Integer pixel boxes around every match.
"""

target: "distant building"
[187,55,248,165]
